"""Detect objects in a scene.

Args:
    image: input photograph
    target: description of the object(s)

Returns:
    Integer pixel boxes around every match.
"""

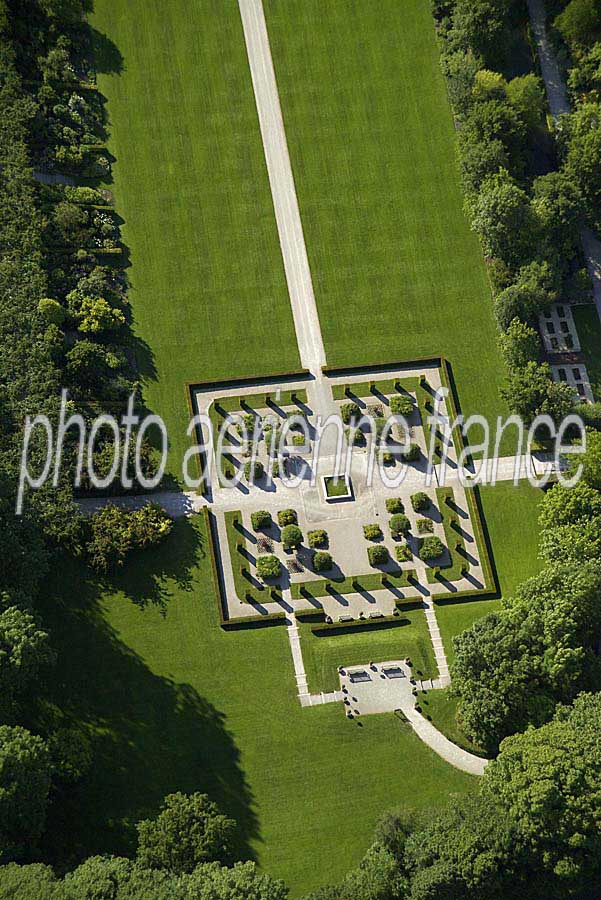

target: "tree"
[251,510,271,531]
[185,861,289,900]
[86,503,172,573]
[501,361,574,426]
[281,524,303,550]
[411,492,429,511]
[340,402,361,425]
[482,693,601,894]
[578,427,601,489]
[419,536,445,560]
[461,102,527,178]
[0,726,51,861]
[494,258,560,328]
[0,607,55,716]
[76,296,126,334]
[506,74,545,130]
[532,171,583,261]
[37,297,65,325]
[452,0,514,61]
[472,69,507,101]
[565,102,601,222]
[472,171,536,267]
[497,318,539,369]
[389,514,410,537]
[555,0,601,51]
[313,551,332,572]
[452,562,601,750]
[538,479,601,530]
[136,792,236,874]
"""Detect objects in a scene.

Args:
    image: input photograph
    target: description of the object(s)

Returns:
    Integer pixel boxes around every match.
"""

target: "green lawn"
[36,519,473,896]
[264,0,511,447]
[300,610,437,694]
[418,690,487,758]
[92,0,300,478]
[435,481,544,666]
[573,305,601,399]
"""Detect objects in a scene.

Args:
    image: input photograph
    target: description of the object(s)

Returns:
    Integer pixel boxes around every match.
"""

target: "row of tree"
[433,0,601,428]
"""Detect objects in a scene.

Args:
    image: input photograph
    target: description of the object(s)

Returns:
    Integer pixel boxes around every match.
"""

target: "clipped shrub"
[251,510,271,531]
[243,460,264,481]
[256,555,281,580]
[313,551,333,572]
[411,491,430,511]
[395,544,412,562]
[277,508,297,526]
[420,536,445,561]
[341,401,361,424]
[292,433,306,446]
[400,443,420,462]
[368,545,389,566]
[385,497,404,514]
[389,513,411,537]
[389,394,414,417]
[281,524,303,550]
[417,518,434,534]
[308,529,328,548]
[363,523,383,541]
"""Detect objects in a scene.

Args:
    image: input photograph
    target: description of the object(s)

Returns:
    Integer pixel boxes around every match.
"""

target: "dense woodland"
[0,0,600,898]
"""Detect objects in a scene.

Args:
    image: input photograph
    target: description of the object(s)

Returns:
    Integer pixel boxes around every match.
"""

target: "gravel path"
[238,0,326,375]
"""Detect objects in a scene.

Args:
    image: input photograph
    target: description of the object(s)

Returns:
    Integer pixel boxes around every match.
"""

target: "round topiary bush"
[313,551,332,572]
[281,524,303,550]
[385,498,404,514]
[389,513,410,537]
[277,508,297,527]
[419,536,445,561]
[411,491,430,511]
[368,545,389,567]
[244,459,264,481]
[389,394,414,417]
[251,510,271,531]
[416,518,434,534]
[256,554,281,580]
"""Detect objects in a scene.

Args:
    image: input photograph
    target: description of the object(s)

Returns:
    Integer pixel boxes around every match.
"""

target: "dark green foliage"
[363,523,383,541]
[0,607,55,718]
[0,725,51,862]
[555,0,601,50]
[251,510,271,531]
[419,536,444,560]
[281,524,303,550]
[340,401,361,425]
[500,361,575,426]
[497,318,540,369]
[307,529,328,548]
[385,498,404,514]
[411,492,429,512]
[389,514,410,537]
[243,460,264,482]
[313,551,332,572]
[256,555,281,581]
[277,508,297,527]
[389,394,414,417]
[85,503,173,573]
[400,443,420,462]
[136,792,236,874]
[368,545,388,566]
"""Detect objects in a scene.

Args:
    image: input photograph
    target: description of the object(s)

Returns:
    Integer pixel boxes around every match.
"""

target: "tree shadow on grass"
[29,519,257,872]
[90,26,125,75]
[99,516,200,613]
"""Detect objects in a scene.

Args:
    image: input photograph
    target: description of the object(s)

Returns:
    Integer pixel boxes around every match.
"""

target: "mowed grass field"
[92,0,300,475]
[264,0,511,444]
[38,519,474,896]
[436,481,544,666]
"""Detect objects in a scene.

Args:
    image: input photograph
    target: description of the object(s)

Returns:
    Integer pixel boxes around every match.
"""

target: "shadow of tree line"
[25,519,258,872]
